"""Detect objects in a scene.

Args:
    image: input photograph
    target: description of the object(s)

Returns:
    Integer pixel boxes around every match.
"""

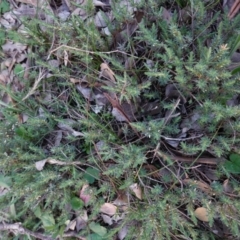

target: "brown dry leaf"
[100,63,115,82]
[72,8,87,20]
[194,207,209,222]
[35,159,48,171]
[129,183,142,200]
[76,84,94,101]
[112,101,137,122]
[76,210,88,231]
[95,11,109,28]
[0,70,11,85]
[70,78,81,84]
[100,203,117,216]
[111,108,129,122]
[57,6,71,22]
[65,219,76,231]
[101,214,113,225]
[1,92,13,108]
[93,0,109,6]
[0,187,9,197]
[161,7,172,23]
[118,224,128,240]
[2,41,27,57]
[15,0,46,7]
[183,179,213,195]
[13,4,37,18]
[113,191,128,206]
[101,26,111,36]
[223,179,234,193]
[1,58,12,68]
[0,12,18,29]
[18,113,29,124]
[103,93,134,122]
[79,184,92,205]
[94,92,109,107]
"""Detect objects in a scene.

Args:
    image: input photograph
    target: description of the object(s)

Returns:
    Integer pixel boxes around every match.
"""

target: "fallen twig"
[0,222,53,240]
[157,151,225,165]
[228,0,240,19]
[0,222,87,240]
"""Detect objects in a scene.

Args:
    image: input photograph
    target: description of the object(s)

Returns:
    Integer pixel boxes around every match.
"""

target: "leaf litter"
[1,0,240,239]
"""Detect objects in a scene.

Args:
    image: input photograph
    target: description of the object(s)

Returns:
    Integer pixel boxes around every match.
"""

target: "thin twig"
[0,222,86,240]
[48,45,135,60]
[160,134,203,141]
[0,222,54,240]
[228,0,240,19]
[22,68,47,101]
[157,150,225,165]
[164,98,181,125]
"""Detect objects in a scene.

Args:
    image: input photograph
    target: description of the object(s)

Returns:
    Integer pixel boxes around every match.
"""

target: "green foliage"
[89,222,107,237]
[224,153,240,174]
[1,0,240,239]
[0,0,10,14]
[70,197,84,210]
[83,167,100,184]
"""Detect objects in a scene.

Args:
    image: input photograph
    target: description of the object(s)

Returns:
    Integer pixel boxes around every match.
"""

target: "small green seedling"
[224,153,240,174]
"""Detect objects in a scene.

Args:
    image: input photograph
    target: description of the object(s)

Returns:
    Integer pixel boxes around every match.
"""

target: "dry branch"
[0,222,86,240]
[0,222,54,240]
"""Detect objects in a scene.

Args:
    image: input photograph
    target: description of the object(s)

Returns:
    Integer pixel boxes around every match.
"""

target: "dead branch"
[0,222,86,240]
[0,222,54,240]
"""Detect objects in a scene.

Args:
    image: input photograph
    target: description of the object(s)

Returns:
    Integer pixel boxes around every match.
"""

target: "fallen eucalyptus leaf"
[79,184,92,205]
[118,224,128,240]
[76,210,88,231]
[111,108,126,121]
[101,214,113,225]
[113,191,128,206]
[223,179,234,193]
[95,11,108,28]
[2,41,27,55]
[100,203,117,216]
[100,63,115,82]
[35,159,47,171]
[65,219,76,231]
[129,183,142,200]
[194,207,209,222]
[76,84,94,101]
